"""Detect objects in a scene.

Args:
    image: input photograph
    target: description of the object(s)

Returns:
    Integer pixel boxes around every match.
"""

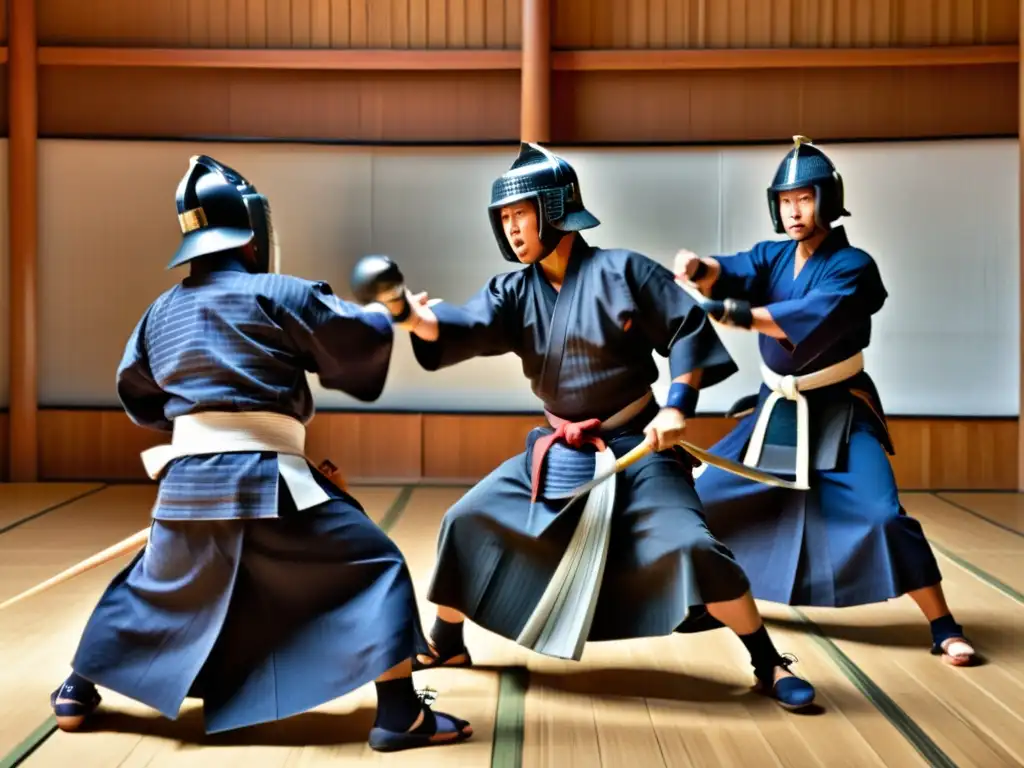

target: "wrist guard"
[706,298,753,329]
[666,382,699,418]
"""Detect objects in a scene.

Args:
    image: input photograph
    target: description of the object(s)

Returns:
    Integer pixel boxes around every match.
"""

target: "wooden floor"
[0,484,1022,767]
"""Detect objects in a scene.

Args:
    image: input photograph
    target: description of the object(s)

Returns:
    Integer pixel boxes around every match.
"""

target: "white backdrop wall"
[28,137,1020,416]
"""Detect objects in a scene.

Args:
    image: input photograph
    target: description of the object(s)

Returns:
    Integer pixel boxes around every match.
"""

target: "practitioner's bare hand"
[674,249,702,280]
[644,407,687,452]
[397,290,440,340]
[674,249,719,292]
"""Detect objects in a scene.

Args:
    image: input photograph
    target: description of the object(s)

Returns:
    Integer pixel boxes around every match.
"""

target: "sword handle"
[615,441,653,472]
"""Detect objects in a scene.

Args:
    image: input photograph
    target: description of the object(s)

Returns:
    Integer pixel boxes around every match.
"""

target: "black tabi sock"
[929,613,963,643]
[738,625,786,679]
[431,616,465,656]
[373,677,423,732]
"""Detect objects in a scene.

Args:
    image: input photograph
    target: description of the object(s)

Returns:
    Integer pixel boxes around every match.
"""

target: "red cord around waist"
[530,415,606,503]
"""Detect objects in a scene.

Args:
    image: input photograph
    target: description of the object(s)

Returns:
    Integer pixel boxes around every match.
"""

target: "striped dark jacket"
[116,264,394,520]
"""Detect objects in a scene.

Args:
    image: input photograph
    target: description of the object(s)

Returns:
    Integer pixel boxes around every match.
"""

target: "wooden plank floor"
[0,485,1021,767]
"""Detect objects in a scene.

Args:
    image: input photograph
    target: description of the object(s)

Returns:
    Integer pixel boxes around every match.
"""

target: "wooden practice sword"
[557,438,807,511]
[0,458,346,612]
[0,527,150,611]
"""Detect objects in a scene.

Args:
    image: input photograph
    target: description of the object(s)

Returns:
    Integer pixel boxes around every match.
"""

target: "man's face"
[777,187,818,241]
[500,199,545,263]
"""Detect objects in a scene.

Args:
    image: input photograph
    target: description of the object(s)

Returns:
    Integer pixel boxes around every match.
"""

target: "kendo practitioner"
[48,155,473,752]
[393,142,817,710]
[676,136,975,667]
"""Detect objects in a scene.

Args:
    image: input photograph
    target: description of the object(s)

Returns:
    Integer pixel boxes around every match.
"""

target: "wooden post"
[1020,0,1024,491]
[8,0,39,481]
[520,0,550,143]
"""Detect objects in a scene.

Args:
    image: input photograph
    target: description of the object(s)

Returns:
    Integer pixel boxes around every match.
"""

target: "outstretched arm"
[700,253,887,360]
[674,243,773,304]
[286,282,397,402]
[405,274,519,372]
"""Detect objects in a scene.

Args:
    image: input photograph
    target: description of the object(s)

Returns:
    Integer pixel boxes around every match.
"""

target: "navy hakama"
[427,399,752,644]
[71,476,429,734]
[63,267,430,733]
[412,237,751,651]
[694,227,944,608]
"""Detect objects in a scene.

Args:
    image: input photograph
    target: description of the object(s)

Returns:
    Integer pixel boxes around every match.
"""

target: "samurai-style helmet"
[488,142,600,262]
[767,135,850,234]
[169,155,276,273]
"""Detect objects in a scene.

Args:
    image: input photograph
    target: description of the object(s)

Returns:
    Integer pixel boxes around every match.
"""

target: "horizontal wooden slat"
[38,66,520,142]
[552,63,1018,143]
[25,409,1020,491]
[37,46,520,70]
[31,44,1021,72]
[552,44,1019,70]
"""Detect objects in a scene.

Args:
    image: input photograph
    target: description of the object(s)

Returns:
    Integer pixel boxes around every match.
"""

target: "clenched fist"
[643,407,687,452]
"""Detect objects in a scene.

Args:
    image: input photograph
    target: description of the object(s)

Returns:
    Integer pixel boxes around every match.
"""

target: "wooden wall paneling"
[421,414,547,482]
[38,1,193,47]
[310,0,331,47]
[887,418,1019,490]
[551,0,1019,49]
[248,0,269,47]
[290,0,312,48]
[551,63,1018,144]
[304,413,423,483]
[36,0,522,48]
[31,45,1018,143]
[38,67,521,142]
[37,410,165,481]
[29,410,1020,490]
[0,0,6,44]
[227,0,250,47]
[36,410,425,483]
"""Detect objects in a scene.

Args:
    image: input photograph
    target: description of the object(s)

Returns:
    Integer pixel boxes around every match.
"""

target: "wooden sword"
[0,458,346,612]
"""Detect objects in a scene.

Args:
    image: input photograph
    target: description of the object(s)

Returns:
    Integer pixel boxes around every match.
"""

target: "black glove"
[350,254,411,323]
[705,298,753,329]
